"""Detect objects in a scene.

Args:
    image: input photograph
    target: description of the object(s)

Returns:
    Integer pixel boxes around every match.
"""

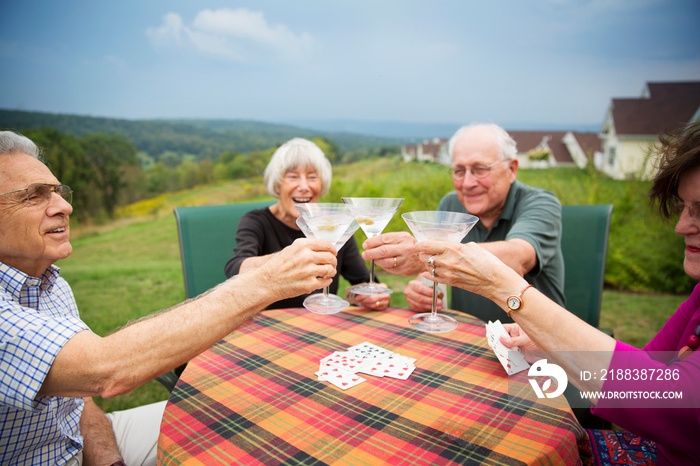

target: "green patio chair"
[561,204,614,429]
[560,204,613,330]
[174,200,275,299]
[156,200,274,392]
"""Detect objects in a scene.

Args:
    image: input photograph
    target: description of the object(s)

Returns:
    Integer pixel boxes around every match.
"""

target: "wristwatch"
[506,284,534,316]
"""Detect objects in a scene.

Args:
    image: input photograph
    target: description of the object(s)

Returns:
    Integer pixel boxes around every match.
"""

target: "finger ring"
[428,255,435,266]
[375,301,380,307]
[393,256,397,268]
[431,266,436,278]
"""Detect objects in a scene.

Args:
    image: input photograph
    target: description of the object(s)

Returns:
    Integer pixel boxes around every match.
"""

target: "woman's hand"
[500,323,543,364]
[413,241,524,305]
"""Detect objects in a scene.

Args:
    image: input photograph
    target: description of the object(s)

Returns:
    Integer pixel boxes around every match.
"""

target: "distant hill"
[284,119,462,140]
[0,109,404,161]
[283,118,601,139]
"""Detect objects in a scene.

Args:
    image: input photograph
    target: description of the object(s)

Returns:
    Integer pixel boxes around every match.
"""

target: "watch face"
[507,296,521,310]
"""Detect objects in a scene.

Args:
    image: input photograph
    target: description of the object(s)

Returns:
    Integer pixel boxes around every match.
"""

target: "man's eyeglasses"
[449,159,508,180]
[672,196,700,221]
[0,183,73,206]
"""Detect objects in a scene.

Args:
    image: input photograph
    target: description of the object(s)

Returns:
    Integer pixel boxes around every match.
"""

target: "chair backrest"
[560,204,613,328]
[174,200,275,299]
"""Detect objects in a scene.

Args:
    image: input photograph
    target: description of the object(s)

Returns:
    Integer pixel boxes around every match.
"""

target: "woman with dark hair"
[411,123,700,465]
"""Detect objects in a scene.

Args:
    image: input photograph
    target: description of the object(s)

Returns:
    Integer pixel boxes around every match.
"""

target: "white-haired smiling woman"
[224,137,390,310]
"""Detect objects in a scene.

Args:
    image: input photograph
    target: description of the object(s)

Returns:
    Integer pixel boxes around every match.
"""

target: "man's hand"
[80,398,123,465]
[348,283,391,311]
[360,232,423,276]
[257,238,338,303]
[404,279,442,312]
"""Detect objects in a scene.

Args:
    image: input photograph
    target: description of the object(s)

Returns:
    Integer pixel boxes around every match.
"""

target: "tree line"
[0,110,403,163]
[18,127,395,222]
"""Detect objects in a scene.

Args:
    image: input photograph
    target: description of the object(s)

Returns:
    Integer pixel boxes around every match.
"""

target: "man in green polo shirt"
[362,123,565,323]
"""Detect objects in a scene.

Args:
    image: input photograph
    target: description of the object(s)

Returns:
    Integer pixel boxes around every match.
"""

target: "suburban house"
[401,137,450,164]
[508,131,600,169]
[598,81,700,179]
[401,80,700,180]
[401,131,601,169]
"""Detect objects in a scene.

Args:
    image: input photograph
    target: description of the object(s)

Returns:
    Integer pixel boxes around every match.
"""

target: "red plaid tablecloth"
[158,307,586,465]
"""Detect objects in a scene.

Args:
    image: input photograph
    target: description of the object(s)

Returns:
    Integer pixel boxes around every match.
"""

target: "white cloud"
[146,12,185,47]
[146,8,313,62]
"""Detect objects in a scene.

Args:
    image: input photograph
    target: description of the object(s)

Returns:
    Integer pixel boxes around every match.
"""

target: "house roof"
[610,81,700,136]
[420,139,446,155]
[508,131,601,164]
[403,132,601,164]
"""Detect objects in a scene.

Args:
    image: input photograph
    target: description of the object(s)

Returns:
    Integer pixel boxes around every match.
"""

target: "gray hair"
[263,138,332,198]
[448,123,517,160]
[0,131,41,160]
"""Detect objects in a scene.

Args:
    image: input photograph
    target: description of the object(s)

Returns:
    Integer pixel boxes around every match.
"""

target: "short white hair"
[448,123,517,161]
[0,131,41,160]
[263,138,332,198]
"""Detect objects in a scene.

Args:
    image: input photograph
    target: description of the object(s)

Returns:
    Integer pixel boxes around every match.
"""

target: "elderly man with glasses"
[0,130,339,465]
[363,123,566,323]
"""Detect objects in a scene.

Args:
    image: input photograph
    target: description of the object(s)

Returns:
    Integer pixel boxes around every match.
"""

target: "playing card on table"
[377,360,416,380]
[325,371,366,390]
[317,342,417,388]
[316,364,353,381]
[320,351,369,372]
[346,342,393,360]
[485,320,530,375]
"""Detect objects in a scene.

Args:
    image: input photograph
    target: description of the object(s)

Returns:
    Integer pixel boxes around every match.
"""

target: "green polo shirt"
[438,180,565,323]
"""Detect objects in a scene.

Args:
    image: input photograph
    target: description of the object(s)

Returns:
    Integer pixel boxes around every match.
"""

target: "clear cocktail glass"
[295,203,358,314]
[342,197,404,295]
[402,211,479,333]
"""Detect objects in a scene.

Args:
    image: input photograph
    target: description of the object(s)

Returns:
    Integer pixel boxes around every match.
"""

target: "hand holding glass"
[342,197,404,295]
[402,211,478,333]
[295,203,359,314]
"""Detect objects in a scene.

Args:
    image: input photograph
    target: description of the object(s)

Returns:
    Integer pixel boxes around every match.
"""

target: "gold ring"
[393,256,397,268]
[376,301,381,307]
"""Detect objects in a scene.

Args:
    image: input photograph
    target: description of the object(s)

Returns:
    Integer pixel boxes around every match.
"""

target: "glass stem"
[323,286,330,298]
[369,259,376,284]
[431,281,438,317]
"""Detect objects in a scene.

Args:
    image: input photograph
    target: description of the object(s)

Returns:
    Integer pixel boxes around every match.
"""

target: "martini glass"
[295,203,358,314]
[402,211,479,333]
[296,216,359,252]
[342,197,404,295]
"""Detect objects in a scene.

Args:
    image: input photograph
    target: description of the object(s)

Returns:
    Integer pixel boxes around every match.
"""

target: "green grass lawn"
[59,212,687,413]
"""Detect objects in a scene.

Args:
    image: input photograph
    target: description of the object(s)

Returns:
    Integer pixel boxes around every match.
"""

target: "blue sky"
[1,0,698,131]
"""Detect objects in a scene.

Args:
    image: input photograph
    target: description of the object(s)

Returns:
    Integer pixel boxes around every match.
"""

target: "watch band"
[507,284,534,316]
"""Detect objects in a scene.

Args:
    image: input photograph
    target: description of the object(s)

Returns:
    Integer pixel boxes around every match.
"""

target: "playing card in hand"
[485,320,530,375]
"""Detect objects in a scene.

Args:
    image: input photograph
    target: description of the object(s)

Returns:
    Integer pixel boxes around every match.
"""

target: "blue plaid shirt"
[0,262,89,465]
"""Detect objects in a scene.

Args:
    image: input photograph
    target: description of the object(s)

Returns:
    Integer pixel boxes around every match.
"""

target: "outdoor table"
[157,307,586,465]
